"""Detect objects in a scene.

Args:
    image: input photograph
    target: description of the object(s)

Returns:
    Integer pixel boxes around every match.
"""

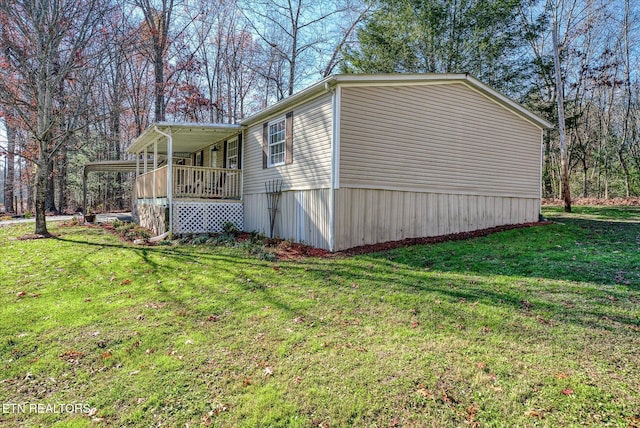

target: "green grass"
[1,206,639,427]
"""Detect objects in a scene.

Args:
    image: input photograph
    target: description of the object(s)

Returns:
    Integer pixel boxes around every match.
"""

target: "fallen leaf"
[410,321,420,328]
[561,389,574,396]
[102,352,112,359]
[120,279,132,285]
[488,385,503,392]
[525,409,543,419]
[263,367,274,376]
[556,372,569,379]
[475,362,487,369]
[16,291,26,298]
[416,388,434,399]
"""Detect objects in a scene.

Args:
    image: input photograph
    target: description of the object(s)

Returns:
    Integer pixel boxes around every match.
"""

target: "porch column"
[153,141,158,169]
[154,126,173,236]
[143,147,148,173]
[153,141,158,199]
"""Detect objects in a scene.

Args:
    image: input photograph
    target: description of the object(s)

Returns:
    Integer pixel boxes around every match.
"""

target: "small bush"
[192,234,209,245]
[222,221,239,236]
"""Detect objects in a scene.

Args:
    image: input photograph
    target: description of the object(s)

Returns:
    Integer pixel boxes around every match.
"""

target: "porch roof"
[126,122,242,156]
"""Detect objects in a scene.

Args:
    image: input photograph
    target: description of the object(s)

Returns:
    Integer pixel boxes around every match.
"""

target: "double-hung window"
[226,138,239,169]
[268,117,286,167]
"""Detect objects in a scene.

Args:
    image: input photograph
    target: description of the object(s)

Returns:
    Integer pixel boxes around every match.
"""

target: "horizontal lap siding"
[334,188,539,251]
[243,189,331,249]
[243,94,333,193]
[339,83,542,198]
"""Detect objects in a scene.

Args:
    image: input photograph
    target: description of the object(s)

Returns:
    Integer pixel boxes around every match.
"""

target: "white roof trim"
[127,122,242,154]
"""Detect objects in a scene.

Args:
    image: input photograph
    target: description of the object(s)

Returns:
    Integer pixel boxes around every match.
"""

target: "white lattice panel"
[173,202,243,234]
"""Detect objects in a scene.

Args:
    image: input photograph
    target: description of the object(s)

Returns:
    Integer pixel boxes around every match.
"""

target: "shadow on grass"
[46,215,640,334]
[51,232,301,319]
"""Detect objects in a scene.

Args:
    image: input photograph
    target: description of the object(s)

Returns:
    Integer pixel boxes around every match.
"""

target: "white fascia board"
[126,122,242,154]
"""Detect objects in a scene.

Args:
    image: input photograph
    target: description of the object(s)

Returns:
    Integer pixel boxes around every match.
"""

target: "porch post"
[143,147,148,173]
[153,141,158,199]
[153,141,158,169]
[154,126,173,236]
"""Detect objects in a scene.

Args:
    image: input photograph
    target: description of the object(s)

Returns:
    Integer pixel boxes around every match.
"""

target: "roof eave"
[126,122,243,154]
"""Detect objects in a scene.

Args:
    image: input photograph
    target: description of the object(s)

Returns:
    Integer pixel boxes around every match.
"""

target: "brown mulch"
[273,240,333,260]
[542,197,640,206]
[269,222,551,259]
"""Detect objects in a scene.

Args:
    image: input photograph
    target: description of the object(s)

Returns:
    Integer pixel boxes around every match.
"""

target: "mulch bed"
[17,218,551,259]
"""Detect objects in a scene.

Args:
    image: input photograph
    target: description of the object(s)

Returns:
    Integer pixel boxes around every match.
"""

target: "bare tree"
[552,9,571,211]
[0,0,108,234]
[242,0,358,99]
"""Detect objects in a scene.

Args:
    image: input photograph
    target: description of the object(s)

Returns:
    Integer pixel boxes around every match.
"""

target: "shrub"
[222,221,239,236]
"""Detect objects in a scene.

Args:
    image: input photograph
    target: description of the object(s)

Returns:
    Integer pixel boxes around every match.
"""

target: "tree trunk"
[154,42,165,122]
[543,130,553,197]
[4,124,15,213]
[57,146,67,214]
[34,160,48,235]
[552,20,571,212]
[582,158,588,198]
[618,150,631,197]
[45,161,57,213]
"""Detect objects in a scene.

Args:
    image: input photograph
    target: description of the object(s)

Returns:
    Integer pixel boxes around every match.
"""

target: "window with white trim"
[268,117,286,167]
[226,138,238,169]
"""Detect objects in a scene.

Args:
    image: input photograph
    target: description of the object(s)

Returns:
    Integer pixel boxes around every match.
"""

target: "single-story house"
[126,73,552,251]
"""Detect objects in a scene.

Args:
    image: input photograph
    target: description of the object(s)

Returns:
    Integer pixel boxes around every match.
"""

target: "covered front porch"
[127,122,244,235]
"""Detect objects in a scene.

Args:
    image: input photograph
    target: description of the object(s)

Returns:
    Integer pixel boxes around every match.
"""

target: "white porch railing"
[135,165,242,200]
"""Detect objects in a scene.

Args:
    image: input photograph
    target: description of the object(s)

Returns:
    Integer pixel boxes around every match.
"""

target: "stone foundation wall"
[136,203,168,235]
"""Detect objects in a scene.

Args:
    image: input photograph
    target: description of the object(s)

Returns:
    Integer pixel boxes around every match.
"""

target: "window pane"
[268,118,286,166]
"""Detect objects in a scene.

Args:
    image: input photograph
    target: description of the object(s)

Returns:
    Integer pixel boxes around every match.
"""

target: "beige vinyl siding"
[333,188,539,251]
[243,189,331,249]
[339,83,542,198]
[243,93,333,193]
[200,142,226,168]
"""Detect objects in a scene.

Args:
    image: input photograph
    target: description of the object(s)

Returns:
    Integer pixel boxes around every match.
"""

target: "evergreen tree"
[343,0,533,96]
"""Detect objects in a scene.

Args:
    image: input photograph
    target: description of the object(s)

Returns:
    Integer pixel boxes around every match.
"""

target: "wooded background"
[1,0,638,221]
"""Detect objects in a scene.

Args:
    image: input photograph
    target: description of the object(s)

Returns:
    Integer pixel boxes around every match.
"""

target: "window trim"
[226,137,239,169]
[267,116,286,167]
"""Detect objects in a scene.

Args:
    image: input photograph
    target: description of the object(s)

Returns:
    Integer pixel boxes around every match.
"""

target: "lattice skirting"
[173,201,243,234]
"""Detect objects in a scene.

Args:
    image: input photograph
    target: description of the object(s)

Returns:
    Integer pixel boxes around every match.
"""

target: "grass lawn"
[1,206,639,427]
